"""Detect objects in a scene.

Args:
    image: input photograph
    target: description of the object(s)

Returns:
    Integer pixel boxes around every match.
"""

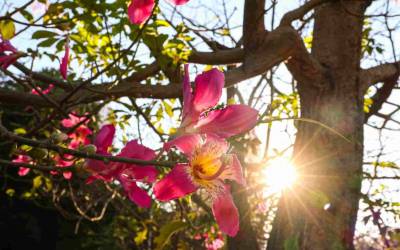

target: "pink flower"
[154,134,244,236]
[31,84,54,95]
[87,124,158,208]
[0,39,20,70]
[167,65,258,142]
[128,0,190,25]
[60,39,69,80]
[205,238,224,250]
[53,154,73,179]
[61,113,92,149]
[12,155,33,176]
[61,113,88,128]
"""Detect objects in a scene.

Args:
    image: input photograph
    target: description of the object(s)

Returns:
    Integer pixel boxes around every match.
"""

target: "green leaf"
[0,20,16,40]
[154,221,187,250]
[14,128,27,135]
[20,9,34,23]
[163,100,173,117]
[134,227,148,245]
[6,188,15,197]
[37,38,58,47]
[32,30,59,39]
[33,176,43,189]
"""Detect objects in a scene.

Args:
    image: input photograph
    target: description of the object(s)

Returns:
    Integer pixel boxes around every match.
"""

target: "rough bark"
[267,1,371,249]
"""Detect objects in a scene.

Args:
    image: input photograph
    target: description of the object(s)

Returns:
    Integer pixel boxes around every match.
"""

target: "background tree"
[0,0,400,249]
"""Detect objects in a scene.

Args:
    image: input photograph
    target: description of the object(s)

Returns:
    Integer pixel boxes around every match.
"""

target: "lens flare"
[263,158,298,192]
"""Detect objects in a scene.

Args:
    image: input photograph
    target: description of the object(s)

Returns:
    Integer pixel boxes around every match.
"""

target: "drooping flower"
[87,124,158,208]
[0,39,20,70]
[31,84,54,95]
[154,134,244,236]
[12,155,33,176]
[166,65,258,148]
[128,0,190,25]
[60,39,69,80]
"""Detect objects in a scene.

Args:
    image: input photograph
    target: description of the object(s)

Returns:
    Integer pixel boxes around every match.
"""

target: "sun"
[262,158,298,192]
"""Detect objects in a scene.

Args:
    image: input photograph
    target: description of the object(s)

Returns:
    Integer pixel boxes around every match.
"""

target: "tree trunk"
[267,1,371,249]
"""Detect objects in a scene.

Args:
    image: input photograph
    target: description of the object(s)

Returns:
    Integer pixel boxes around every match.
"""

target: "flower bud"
[29,148,48,159]
[81,144,97,154]
[51,132,69,143]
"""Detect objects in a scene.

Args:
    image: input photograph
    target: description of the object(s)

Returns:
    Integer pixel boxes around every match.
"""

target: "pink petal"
[0,40,18,53]
[86,157,109,173]
[128,0,155,25]
[94,124,115,152]
[112,140,156,174]
[203,134,229,156]
[195,104,258,138]
[0,54,19,69]
[220,154,246,186]
[13,155,32,163]
[192,68,224,113]
[61,113,79,127]
[42,84,54,94]
[60,40,69,80]
[86,153,121,181]
[118,140,156,161]
[119,176,152,208]
[212,185,239,237]
[164,134,202,157]
[63,171,72,179]
[85,175,98,184]
[120,165,158,183]
[169,0,190,5]
[154,164,197,201]
[181,64,194,126]
[31,84,54,95]
[18,167,30,176]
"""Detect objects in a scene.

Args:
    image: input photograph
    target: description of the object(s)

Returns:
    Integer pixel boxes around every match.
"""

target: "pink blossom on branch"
[87,124,158,208]
[52,154,73,180]
[128,0,190,25]
[60,39,69,80]
[31,84,54,95]
[164,65,258,150]
[61,113,92,149]
[12,155,33,176]
[0,39,20,70]
[154,134,244,236]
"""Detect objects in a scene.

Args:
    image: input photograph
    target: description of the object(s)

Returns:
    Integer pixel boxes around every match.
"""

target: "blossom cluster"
[13,113,93,180]
[12,64,258,237]
[86,65,258,237]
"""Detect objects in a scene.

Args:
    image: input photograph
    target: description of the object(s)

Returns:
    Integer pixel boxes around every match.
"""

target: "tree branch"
[0,121,175,167]
[365,80,397,121]
[189,48,244,65]
[243,0,266,51]
[13,62,72,90]
[0,158,73,172]
[1,30,324,106]
[280,0,329,26]
[360,61,400,91]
